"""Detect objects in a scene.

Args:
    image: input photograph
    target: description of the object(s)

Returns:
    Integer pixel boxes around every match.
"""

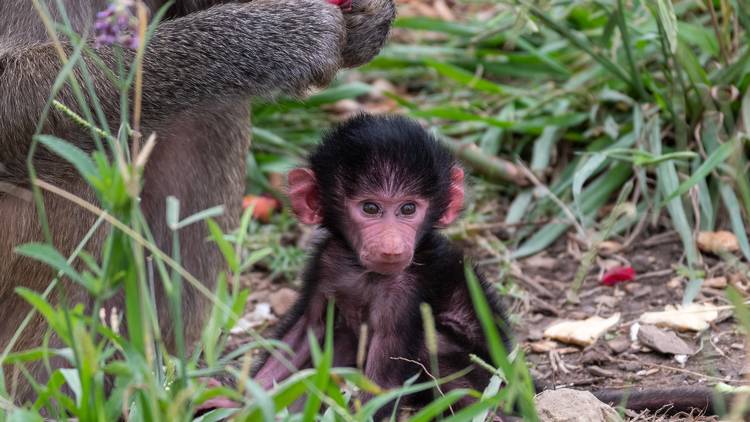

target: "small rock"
[637,324,695,355]
[527,328,544,341]
[623,283,652,299]
[697,230,740,254]
[594,295,618,308]
[607,335,631,354]
[567,311,590,320]
[535,389,622,422]
[704,276,728,289]
[581,349,610,365]
[269,287,298,316]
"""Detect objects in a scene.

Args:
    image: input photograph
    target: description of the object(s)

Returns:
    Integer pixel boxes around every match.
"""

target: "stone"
[637,324,695,355]
[535,389,622,422]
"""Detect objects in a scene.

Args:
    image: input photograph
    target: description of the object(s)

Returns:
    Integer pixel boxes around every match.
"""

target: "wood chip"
[598,240,623,254]
[636,324,695,355]
[666,277,683,289]
[636,368,660,377]
[588,365,617,378]
[523,253,558,270]
[529,339,559,354]
[544,313,621,347]
[704,276,728,289]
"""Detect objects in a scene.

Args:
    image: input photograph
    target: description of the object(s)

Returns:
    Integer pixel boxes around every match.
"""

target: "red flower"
[601,266,635,286]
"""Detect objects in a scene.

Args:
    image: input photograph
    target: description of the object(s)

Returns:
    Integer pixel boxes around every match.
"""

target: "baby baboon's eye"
[362,202,381,215]
[400,203,416,215]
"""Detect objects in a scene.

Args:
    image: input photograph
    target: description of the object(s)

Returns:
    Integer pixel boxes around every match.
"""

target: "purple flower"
[94,0,140,49]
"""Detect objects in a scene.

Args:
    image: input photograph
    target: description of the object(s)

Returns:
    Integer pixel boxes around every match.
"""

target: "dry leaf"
[544,313,621,347]
[639,303,719,332]
[697,230,740,254]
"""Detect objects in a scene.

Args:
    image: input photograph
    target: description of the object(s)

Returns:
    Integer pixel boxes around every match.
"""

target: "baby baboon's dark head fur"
[308,113,460,238]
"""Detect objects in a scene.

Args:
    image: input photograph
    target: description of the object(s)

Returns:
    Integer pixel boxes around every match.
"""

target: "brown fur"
[0,0,395,405]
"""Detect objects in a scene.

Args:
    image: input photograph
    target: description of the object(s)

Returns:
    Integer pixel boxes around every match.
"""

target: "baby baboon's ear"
[288,168,323,225]
[438,167,464,226]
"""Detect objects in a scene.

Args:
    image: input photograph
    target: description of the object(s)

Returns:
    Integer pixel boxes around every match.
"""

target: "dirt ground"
[507,229,749,420]
[233,215,750,420]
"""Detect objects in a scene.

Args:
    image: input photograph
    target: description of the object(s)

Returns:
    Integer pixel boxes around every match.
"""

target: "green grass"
[3,0,750,420]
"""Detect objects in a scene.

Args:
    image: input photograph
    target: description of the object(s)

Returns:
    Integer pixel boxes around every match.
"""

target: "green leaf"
[239,247,273,272]
[442,394,503,422]
[166,196,180,229]
[661,139,736,205]
[175,205,225,230]
[206,219,239,273]
[304,82,372,106]
[425,60,512,94]
[8,409,44,422]
[239,378,275,422]
[473,375,504,422]
[572,153,607,223]
[13,288,67,342]
[395,17,479,37]
[35,134,98,182]
[505,190,533,226]
[60,368,83,405]
[719,184,750,262]
[14,243,87,288]
[409,389,470,422]
[654,0,678,53]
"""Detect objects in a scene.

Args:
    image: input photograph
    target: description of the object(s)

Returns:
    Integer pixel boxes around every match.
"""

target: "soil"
[506,230,749,420]
[233,219,750,421]
[510,232,746,380]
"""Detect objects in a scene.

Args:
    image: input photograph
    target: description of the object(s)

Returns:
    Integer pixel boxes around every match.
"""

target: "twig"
[705,0,730,64]
[616,357,749,384]
[440,137,529,186]
[390,356,454,415]
[515,160,588,242]
[636,269,674,280]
